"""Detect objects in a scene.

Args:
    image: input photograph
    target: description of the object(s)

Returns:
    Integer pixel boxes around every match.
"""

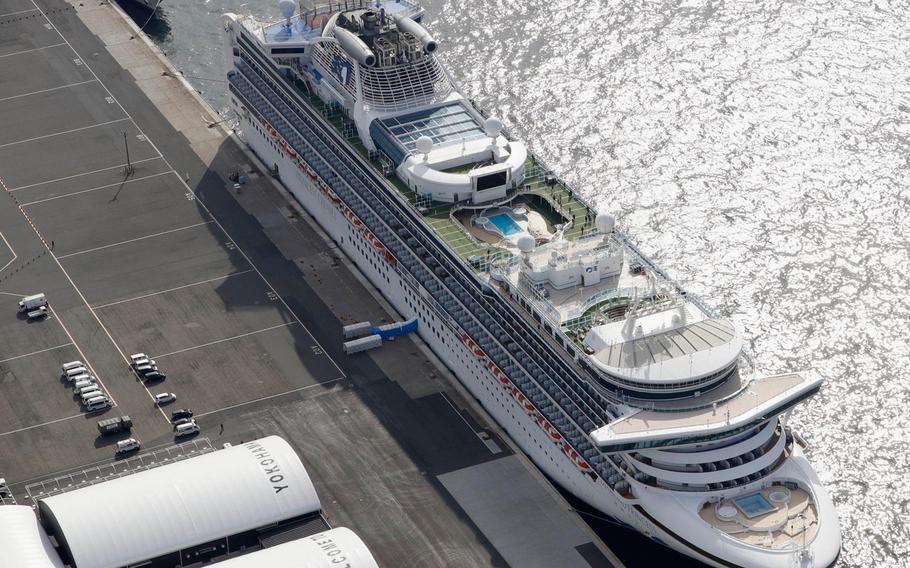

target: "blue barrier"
[372,318,418,339]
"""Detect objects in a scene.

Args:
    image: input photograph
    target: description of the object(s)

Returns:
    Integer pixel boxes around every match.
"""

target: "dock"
[0,0,624,566]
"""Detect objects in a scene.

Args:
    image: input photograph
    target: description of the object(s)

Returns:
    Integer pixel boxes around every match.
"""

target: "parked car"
[61,360,84,373]
[143,371,166,382]
[26,306,48,320]
[174,421,200,438]
[129,353,147,364]
[154,392,176,406]
[115,438,140,455]
[170,409,193,422]
[134,364,158,376]
[85,397,112,412]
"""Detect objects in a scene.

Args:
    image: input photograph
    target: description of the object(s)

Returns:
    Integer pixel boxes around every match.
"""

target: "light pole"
[123,132,133,176]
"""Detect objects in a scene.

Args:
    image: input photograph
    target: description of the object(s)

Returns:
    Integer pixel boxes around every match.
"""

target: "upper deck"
[590,373,822,452]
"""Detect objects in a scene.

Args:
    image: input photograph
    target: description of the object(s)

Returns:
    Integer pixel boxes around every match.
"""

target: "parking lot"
[0,2,342,483]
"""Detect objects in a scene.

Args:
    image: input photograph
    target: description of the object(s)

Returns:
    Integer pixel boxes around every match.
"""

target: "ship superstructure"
[220,2,841,566]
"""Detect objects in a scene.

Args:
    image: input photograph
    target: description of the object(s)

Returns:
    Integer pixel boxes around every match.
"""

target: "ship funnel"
[334,27,377,67]
[392,15,437,53]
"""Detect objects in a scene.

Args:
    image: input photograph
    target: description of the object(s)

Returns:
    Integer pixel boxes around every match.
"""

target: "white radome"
[278,0,295,19]
[415,135,433,155]
[595,212,615,233]
[517,235,536,252]
[483,117,503,137]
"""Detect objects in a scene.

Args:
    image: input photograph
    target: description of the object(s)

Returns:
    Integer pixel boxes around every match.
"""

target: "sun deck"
[590,373,822,449]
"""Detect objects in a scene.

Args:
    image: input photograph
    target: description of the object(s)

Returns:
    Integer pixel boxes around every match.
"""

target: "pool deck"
[308,91,597,260]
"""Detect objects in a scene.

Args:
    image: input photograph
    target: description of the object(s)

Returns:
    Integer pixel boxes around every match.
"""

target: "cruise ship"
[220,2,841,566]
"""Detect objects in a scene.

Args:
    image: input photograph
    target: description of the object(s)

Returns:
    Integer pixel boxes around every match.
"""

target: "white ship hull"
[236,113,830,568]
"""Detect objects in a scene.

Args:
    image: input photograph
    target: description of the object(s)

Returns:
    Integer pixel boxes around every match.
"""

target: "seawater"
[126,0,910,565]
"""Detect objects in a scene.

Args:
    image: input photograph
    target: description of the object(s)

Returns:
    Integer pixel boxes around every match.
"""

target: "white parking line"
[9,157,162,192]
[0,231,16,273]
[19,171,173,207]
[0,42,65,59]
[56,220,213,259]
[0,342,73,365]
[152,322,298,360]
[92,269,255,310]
[0,79,97,104]
[0,413,85,439]
[194,377,345,419]
[0,7,38,17]
[0,117,130,149]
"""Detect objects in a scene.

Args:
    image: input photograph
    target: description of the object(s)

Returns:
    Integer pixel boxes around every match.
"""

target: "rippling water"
[131,0,910,565]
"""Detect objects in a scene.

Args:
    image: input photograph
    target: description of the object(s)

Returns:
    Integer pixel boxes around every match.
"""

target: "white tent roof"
[39,436,320,568]
[0,505,65,568]
[213,528,379,568]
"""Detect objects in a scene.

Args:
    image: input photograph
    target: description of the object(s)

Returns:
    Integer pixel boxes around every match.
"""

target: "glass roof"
[380,102,486,152]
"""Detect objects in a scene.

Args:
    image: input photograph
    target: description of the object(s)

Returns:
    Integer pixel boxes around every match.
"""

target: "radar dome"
[483,117,503,138]
[415,135,434,155]
[278,0,296,19]
[595,212,615,234]
[517,235,535,253]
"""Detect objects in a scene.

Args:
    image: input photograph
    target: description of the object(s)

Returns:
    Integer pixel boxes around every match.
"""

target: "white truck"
[18,293,47,313]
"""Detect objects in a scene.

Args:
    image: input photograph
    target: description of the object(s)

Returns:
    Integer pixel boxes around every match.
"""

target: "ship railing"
[299,0,423,29]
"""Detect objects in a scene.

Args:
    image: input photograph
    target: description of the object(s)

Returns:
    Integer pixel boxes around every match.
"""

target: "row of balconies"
[230,59,620,479]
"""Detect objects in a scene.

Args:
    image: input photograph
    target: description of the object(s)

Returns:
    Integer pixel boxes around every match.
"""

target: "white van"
[69,373,91,384]
[174,421,200,438]
[80,389,104,404]
[65,366,89,380]
[115,438,140,454]
[72,380,96,393]
[61,361,83,373]
[86,397,112,412]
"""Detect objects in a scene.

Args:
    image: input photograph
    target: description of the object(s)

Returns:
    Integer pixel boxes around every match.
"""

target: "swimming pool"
[488,213,521,236]
[734,493,777,518]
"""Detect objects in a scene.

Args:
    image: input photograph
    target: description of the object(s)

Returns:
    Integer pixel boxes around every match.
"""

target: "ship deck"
[592,373,815,446]
[306,94,597,260]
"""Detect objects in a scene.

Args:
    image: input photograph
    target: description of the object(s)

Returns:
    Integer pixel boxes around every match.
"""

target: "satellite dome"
[517,235,535,252]
[415,135,433,155]
[483,117,503,138]
[595,212,615,234]
[278,0,296,19]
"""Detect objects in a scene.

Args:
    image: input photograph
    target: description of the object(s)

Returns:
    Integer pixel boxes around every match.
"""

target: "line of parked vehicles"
[60,353,200,456]
[62,360,112,412]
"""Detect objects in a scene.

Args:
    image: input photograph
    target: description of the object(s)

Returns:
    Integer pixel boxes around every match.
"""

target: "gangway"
[372,317,418,339]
